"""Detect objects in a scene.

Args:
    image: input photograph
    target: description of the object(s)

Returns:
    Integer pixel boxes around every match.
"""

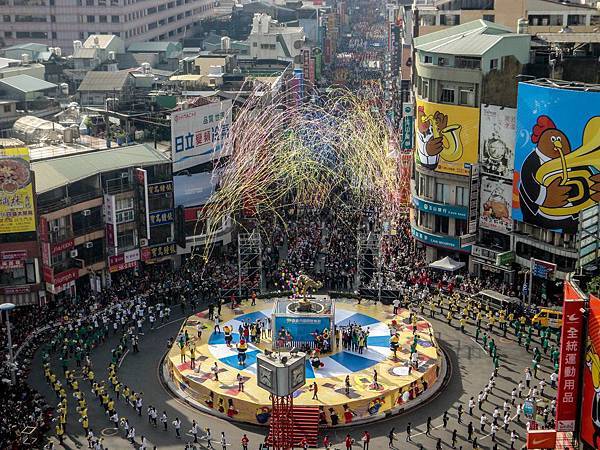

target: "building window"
[421,79,429,99]
[455,56,481,70]
[52,31,57,39]
[117,229,136,249]
[459,89,475,106]
[116,209,135,224]
[567,15,586,26]
[489,58,498,70]
[483,14,494,22]
[87,15,95,23]
[423,55,432,64]
[456,186,468,206]
[438,57,447,67]
[99,15,107,23]
[111,15,119,22]
[528,15,562,26]
[421,15,436,26]
[435,183,450,204]
[455,219,467,236]
[15,15,47,22]
[440,87,455,104]
[435,216,449,234]
[592,16,600,26]
[440,15,460,26]
[86,0,94,4]
[2,15,10,22]
[4,31,12,38]
[4,104,12,113]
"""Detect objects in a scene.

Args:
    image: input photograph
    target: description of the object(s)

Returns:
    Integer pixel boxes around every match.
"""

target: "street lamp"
[0,302,17,386]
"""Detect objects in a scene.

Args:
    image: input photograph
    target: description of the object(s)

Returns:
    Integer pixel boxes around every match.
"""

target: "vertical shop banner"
[581,294,600,448]
[479,177,513,233]
[414,98,479,176]
[513,83,600,233]
[401,104,414,151]
[103,194,118,249]
[134,168,150,242]
[0,146,36,233]
[479,105,516,179]
[555,282,585,432]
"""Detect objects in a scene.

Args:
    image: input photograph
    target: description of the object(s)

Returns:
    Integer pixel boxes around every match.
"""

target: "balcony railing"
[38,190,103,214]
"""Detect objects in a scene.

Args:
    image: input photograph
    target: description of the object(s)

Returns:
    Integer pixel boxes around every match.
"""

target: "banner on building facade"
[479,176,512,233]
[414,99,479,176]
[0,146,36,234]
[479,105,515,179]
[513,82,600,233]
[581,294,600,448]
[555,281,585,432]
[171,99,232,172]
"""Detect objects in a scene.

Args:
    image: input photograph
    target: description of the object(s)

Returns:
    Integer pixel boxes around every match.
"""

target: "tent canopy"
[428,256,465,272]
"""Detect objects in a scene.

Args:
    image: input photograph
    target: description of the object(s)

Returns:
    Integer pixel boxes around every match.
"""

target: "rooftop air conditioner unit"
[70,249,78,258]
[121,172,129,179]
[82,209,91,216]
[85,242,94,249]
[52,226,60,232]
[139,238,148,247]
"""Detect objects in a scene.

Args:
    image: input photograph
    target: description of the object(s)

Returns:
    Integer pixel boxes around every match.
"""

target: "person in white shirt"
[139,436,148,450]
[221,432,228,450]
[480,413,487,432]
[172,417,181,438]
[160,411,168,431]
[191,420,199,443]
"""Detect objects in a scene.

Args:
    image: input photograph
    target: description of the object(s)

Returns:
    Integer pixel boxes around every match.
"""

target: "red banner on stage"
[555,281,584,432]
[581,294,600,447]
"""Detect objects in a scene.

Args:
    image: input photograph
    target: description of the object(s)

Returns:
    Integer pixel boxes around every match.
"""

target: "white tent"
[428,256,465,272]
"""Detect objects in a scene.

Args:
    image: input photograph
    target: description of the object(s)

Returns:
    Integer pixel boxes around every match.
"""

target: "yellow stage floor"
[165,298,441,425]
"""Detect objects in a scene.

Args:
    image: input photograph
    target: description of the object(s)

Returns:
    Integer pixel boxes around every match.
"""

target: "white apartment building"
[247,13,305,62]
[0,0,220,52]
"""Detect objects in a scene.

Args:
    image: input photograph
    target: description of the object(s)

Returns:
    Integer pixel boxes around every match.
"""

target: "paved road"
[29,300,556,450]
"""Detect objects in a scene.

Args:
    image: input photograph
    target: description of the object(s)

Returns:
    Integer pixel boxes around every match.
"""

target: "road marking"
[118,349,129,368]
[156,317,185,329]
[101,427,119,436]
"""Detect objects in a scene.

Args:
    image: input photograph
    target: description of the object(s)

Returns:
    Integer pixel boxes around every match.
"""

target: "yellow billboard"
[0,146,36,233]
[414,99,479,176]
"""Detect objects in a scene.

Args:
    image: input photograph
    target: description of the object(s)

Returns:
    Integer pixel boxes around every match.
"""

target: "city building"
[410,20,530,279]
[77,71,135,107]
[247,13,306,62]
[411,0,599,37]
[32,144,174,299]
[0,0,220,53]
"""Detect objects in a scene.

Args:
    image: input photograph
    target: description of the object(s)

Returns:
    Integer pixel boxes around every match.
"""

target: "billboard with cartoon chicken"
[581,294,600,448]
[513,82,600,233]
[414,99,479,176]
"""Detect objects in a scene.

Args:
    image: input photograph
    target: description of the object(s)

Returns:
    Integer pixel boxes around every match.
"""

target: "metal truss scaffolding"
[356,230,382,292]
[237,230,263,296]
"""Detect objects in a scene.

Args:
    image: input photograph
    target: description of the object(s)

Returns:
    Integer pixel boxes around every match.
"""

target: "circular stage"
[164,297,444,426]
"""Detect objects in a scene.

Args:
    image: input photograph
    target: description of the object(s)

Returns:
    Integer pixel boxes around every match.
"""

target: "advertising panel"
[401,104,414,151]
[103,194,118,249]
[411,225,470,252]
[581,294,600,448]
[0,146,36,233]
[174,170,218,209]
[479,105,516,179]
[526,429,556,449]
[171,99,232,172]
[109,248,140,273]
[554,282,584,432]
[273,316,332,343]
[479,177,512,233]
[134,168,150,241]
[141,243,177,261]
[412,196,468,220]
[148,181,173,196]
[149,209,174,227]
[513,83,600,233]
[414,99,479,176]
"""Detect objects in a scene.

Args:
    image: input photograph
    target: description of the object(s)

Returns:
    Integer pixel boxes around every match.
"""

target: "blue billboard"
[513,83,600,233]
[274,316,331,342]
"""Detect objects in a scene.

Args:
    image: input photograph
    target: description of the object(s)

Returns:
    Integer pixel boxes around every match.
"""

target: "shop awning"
[428,256,465,272]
